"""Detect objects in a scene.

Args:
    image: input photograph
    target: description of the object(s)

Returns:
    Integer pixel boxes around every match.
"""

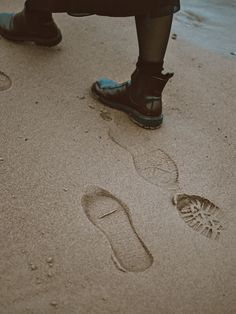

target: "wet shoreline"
[173,0,236,56]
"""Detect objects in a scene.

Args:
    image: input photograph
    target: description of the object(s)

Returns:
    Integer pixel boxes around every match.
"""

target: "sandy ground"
[0,5,236,314]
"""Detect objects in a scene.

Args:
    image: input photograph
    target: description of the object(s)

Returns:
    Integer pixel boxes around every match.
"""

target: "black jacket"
[27,0,180,17]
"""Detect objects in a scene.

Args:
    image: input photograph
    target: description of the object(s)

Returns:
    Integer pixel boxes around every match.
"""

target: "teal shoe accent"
[0,10,62,46]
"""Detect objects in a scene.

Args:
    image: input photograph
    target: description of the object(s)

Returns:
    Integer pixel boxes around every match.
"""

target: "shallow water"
[173,0,236,56]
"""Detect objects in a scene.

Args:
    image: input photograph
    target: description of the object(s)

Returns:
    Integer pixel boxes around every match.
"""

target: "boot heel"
[129,113,163,129]
[35,32,62,47]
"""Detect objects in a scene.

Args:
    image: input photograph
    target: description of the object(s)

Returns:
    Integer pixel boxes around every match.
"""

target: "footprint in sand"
[173,194,226,240]
[133,149,179,189]
[81,187,153,273]
[108,120,227,241]
[0,71,12,91]
[108,126,179,192]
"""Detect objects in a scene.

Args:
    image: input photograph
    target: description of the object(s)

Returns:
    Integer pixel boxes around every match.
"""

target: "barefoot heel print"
[0,71,12,91]
[173,194,225,240]
[82,187,153,272]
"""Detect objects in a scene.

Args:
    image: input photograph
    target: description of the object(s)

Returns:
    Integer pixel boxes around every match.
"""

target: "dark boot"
[0,6,62,46]
[91,69,173,129]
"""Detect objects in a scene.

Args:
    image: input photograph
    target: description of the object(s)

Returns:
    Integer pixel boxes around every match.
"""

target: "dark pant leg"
[135,14,173,63]
[135,14,173,74]
[25,0,90,12]
[25,0,68,11]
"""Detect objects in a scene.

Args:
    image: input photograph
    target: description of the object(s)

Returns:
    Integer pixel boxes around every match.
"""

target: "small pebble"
[47,257,54,264]
[25,138,28,142]
[30,264,38,271]
[100,109,108,114]
[230,52,236,56]
[47,271,53,278]
[0,158,4,162]
[79,96,86,100]
[100,112,112,122]
[50,302,58,307]
[171,33,177,40]
[63,188,68,192]
[89,105,95,109]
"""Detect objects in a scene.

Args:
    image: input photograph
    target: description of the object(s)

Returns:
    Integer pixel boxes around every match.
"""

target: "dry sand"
[0,7,236,314]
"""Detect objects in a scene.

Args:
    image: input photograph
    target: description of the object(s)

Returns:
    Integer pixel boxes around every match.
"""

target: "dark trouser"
[25,0,174,74]
[25,0,180,17]
[25,0,74,12]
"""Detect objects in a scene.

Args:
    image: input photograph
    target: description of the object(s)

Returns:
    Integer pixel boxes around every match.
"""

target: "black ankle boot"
[91,69,173,129]
[0,6,62,46]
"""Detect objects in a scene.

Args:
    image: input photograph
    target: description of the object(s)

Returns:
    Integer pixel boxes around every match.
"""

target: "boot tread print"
[173,194,227,240]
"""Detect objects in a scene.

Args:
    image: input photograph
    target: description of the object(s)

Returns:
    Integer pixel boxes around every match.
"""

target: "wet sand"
[173,0,236,56]
[0,2,236,314]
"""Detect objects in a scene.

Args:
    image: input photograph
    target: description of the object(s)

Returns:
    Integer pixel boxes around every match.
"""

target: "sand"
[0,6,236,314]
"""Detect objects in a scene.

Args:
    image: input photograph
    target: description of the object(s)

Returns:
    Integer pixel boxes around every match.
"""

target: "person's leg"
[0,0,62,46]
[135,14,173,74]
[92,14,174,129]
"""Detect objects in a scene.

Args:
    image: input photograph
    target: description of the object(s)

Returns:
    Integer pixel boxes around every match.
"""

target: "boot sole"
[0,30,62,47]
[67,13,94,17]
[91,83,163,129]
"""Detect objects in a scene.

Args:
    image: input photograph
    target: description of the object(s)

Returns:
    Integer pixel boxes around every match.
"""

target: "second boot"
[0,5,62,46]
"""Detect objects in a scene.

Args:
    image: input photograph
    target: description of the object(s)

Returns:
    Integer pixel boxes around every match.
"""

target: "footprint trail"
[108,119,227,240]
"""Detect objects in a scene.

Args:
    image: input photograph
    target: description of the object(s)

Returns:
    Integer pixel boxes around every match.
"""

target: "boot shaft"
[131,68,174,97]
[129,68,173,116]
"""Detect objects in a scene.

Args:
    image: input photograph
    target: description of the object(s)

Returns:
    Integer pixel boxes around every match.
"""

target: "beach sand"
[0,6,236,314]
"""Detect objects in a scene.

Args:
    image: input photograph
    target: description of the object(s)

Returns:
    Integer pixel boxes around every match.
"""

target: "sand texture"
[0,2,236,314]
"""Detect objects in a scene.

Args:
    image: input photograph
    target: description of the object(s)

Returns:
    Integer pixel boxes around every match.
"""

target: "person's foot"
[0,7,62,46]
[91,69,173,129]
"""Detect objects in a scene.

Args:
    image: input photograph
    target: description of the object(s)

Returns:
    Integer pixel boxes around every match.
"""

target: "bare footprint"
[173,194,226,240]
[81,187,153,272]
[0,71,12,91]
